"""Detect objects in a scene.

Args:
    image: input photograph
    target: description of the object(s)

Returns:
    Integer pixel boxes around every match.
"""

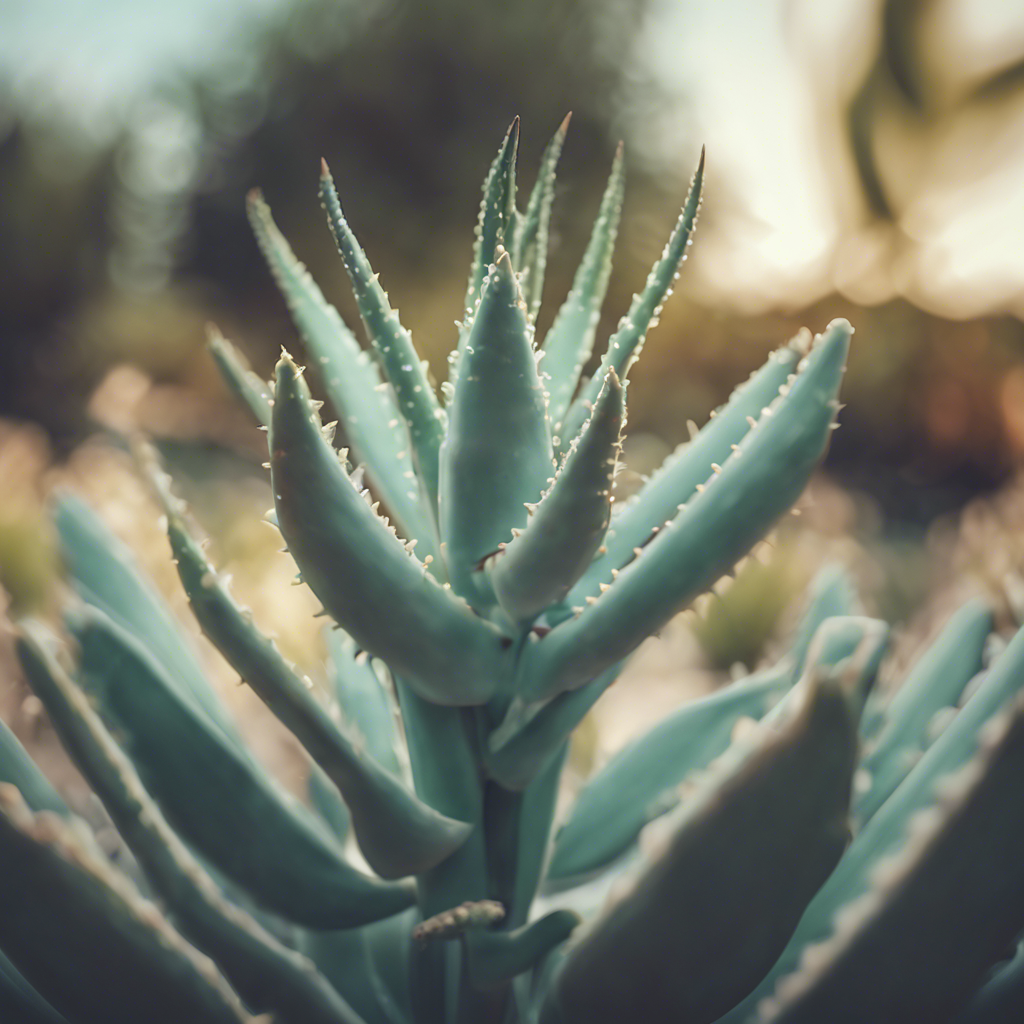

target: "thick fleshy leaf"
[319,165,445,508]
[301,927,408,1024]
[69,605,415,927]
[439,251,554,607]
[556,146,704,453]
[207,325,273,426]
[541,620,880,1024]
[489,368,624,623]
[516,319,851,705]
[247,191,436,553]
[716,616,1024,1023]
[854,599,992,825]
[483,664,624,791]
[761,693,1024,1024]
[512,112,570,319]
[542,144,625,431]
[53,493,244,749]
[461,117,520,338]
[0,716,68,818]
[569,331,807,603]
[270,353,507,705]
[0,785,250,1024]
[144,456,471,880]
[326,629,403,778]
[547,666,790,882]
[16,623,369,1024]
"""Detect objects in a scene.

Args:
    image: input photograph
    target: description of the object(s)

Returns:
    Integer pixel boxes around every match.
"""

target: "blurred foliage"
[0,0,654,445]
[691,546,803,671]
[846,0,1024,222]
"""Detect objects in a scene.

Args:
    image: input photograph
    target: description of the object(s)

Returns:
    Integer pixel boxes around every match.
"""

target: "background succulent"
[0,119,1022,1024]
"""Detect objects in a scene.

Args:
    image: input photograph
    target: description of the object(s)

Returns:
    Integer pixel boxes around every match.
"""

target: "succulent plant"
[2,117,1023,1024]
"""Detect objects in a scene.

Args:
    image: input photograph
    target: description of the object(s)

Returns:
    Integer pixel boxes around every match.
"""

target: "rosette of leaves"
[1,118,1022,1024]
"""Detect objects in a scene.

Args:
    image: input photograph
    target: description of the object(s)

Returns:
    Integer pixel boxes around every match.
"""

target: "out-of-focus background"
[3,0,1024,788]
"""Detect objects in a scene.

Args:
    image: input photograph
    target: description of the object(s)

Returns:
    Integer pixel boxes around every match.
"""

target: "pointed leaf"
[326,628,403,778]
[439,251,554,606]
[786,563,859,677]
[0,717,68,818]
[557,146,704,452]
[16,623,370,1024]
[569,330,807,602]
[143,456,472,880]
[542,143,625,430]
[547,665,791,883]
[716,615,1024,1023]
[69,605,415,926]
[319,165,445,508]
[542,621,880,1024]
[270,354,507,703]
[518,319,851,704]
[462,118,521,332]
[207,325,272,426]
[489,368,624,623]
[53,492,244,749]
[247,192,436,553]
[0,785,250,1024]
[854,599,992,825]
[761,693,1024,1024]
[513,112,571,319]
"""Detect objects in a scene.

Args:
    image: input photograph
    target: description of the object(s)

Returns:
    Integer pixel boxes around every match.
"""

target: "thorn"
[599,583,611,592]
[586,595,599,605]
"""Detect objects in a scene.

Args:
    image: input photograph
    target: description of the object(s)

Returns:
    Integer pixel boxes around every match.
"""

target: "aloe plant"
[2,118,1023,1024]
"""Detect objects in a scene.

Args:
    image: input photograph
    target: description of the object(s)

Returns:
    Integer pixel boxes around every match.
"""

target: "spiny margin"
[516,319,851,706]
[319,163,446,508]
[715,612,1024,1024]
[556,145,704,453]
[542,143,626,432]
[439,251,554,608]
[760,691,1024,1024]
[68,604,412,926]
[487,367,624,624]
[0,783,253,1024]
[541,623,881,1024]
[207,325,273,426]
[270,352,509,705]
[568,329,807,605]
[140,445,472,880]
[247,190,437,555]
[461,117,521,338]
[513,112,571,319]
[15,622,371,1024]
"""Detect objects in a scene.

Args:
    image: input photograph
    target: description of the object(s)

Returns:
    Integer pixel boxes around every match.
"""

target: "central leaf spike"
[439,249,554,610]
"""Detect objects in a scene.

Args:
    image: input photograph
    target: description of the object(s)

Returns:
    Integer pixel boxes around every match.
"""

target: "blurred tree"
[0,0,655,442]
